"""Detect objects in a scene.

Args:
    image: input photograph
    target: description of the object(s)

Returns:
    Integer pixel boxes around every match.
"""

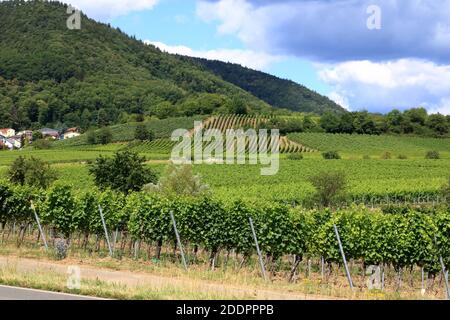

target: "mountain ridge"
[0,0,344,132]
[188,57,346,114]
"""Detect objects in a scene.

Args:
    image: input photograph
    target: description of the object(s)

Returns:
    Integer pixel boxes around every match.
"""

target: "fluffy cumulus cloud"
[61,0,159,21]
[145,41,283,71]
[319,59,450,114]
[197,0,450,63]
[197,0,450,113]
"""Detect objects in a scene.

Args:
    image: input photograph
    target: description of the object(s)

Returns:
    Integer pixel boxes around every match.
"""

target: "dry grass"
[0,240,446,300]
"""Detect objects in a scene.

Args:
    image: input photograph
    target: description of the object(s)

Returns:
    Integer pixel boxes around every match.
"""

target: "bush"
[362,155,371,160]
[287,153,304,160]
[33,139,52,150]
[425,151,440,159]
[381,151,392,159]
[8,156,57,189]
[322,151,341,160]
[89,151,158,194]
[32,131,43,141]
[308,171,348,208]
[397,154,408,160]
[86,130,97,144]
[143,163,210,197]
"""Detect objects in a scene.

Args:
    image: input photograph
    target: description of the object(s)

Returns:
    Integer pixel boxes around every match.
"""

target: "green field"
[2,157,448,204]
[289,133,450,158]
[1,132,450,204]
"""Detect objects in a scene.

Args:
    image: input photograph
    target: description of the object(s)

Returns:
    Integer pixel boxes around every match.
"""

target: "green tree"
[427,114,449,137]
[89,151,158,194]
[338,113,355,134]
[320,112,340,133]
[405,108,427,126]
[152,102,176,119]
[134,124,154,141]
[227,97,248,115]
[302,115,318,132]
[97,127,112,145]
[86,130,97,144]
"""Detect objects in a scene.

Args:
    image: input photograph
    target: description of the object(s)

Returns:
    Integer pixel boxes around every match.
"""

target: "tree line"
[261,108,450,138]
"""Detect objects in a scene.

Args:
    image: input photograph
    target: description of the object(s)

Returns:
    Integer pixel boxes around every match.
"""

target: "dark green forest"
[188,57,346,114]
[0,0,285,131]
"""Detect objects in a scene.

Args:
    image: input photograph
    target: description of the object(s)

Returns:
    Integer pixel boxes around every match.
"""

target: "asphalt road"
[0,285,103,300]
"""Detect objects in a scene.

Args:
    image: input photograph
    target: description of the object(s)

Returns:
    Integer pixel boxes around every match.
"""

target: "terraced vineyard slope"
[199,115,315,153]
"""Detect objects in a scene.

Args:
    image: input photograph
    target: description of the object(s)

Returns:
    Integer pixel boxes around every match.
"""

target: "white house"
[63,131,81,139]
[0,135,14,150]
[0,128,15,138]
[9,137,22,149]
[39,128,60,139]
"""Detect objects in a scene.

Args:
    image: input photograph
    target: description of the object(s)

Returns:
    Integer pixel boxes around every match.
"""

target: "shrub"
[287,153,304,160]
[32,131,43,141]
[425,150,440,159]
[397,154,408,160]
[381,151,392,160]
[8,156,57,189]
[97,127,112,145]
[33,139,52,150]
[322,151,341,160]
[144,163,209,197]
[134,124,154,141]
[86,130,97,144]
[362,155,371,160]
[308,171,348,208]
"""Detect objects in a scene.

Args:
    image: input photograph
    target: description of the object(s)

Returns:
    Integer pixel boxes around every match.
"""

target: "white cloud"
[328,92,350,111]
[145,41,283,71]
[62,0,159,20]
[430,99,450,115]
[318,59,450,114]
[197,0,450,64]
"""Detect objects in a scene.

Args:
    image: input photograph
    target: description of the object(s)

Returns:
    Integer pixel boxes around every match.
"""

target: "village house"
[63,127,81,139]
[39,128,60,140]
[17,130,33,141]
[0,128,15,138]
[0,135,20,150]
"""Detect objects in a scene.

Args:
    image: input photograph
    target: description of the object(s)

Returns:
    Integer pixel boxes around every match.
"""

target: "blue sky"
[65,0,450,115]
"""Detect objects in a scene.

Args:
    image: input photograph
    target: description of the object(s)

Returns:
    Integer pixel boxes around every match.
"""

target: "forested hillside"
[189,57,346,114]
[0,0,274,131]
